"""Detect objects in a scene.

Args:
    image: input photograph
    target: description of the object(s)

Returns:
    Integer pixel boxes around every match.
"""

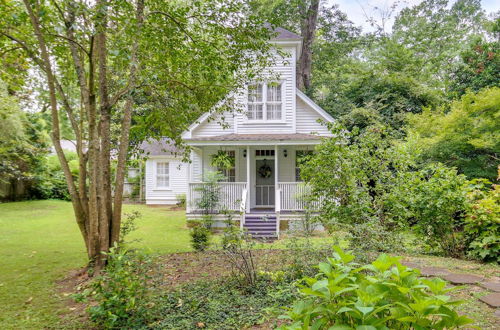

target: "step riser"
[245,223,276,226]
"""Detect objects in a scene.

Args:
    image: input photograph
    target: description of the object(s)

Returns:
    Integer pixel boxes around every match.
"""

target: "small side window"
[156,162,169,188]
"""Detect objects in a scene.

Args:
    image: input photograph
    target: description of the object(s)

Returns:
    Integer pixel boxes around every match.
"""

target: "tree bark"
[111,0,145,245]
[296,0,320,92]
[21,0,89,250]
[95,0,112,263]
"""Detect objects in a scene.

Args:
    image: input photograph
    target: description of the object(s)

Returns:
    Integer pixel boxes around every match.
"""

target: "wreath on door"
[258,161,272,179]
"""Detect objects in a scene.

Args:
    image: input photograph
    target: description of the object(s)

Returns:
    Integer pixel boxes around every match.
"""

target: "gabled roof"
[271,26,301,40]
[139,138,183,156]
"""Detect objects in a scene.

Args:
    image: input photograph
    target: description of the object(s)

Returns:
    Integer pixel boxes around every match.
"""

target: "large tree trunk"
[21,0,145,272]
[297,0,320,92]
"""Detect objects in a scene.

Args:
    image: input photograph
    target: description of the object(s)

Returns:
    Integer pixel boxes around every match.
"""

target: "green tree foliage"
[0,80,49,197]
[392,0,486,87]
[408,87,500,180]
[449,18,500,97]
[279,247,473,329]
[300,124,418,228]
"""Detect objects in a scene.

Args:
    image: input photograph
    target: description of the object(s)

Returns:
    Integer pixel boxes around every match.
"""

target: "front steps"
[243,213,277,239]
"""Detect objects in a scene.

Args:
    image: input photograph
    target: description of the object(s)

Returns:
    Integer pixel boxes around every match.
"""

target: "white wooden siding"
[192,111,234,138]
[278,146,295,182]
[295,98,332,136]
[145,157,188,205]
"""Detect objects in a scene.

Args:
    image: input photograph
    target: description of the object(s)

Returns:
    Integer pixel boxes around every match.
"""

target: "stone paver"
[401,261,421,269]
[443,273,484,284]
[481,282,500,292]
[495,309,500,318]
[419,266,451,277]
[478,293,500,308]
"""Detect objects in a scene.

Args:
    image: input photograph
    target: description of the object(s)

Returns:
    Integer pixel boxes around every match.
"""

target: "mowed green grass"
[0,200,189,329]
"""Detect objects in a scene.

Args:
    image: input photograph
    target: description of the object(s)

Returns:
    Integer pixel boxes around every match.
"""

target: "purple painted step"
[243,214,277,239]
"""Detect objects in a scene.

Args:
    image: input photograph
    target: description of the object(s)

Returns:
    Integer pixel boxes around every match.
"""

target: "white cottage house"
[142,27,333,238]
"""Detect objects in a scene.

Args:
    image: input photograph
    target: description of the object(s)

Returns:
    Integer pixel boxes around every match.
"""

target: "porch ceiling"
[185,133,322,145]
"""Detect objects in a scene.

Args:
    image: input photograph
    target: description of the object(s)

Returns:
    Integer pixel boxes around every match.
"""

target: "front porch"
[185,143,319,214]
[184,134,324,238]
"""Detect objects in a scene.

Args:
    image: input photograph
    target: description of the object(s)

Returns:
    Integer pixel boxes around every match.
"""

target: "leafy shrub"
[176,193,186,208]
[119,211,142,245]
[190,225,211,251]
[464,179,500,262]
[279,247,474,329]
[281,237,334,280]
[73,246,155,328]
[347,220,408,260]
[391,164,469,257]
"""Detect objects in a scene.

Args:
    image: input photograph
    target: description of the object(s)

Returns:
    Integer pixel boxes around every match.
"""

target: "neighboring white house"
[142,27,334,238]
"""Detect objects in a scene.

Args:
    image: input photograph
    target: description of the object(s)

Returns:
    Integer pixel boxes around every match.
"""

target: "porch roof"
[185,133,323,146]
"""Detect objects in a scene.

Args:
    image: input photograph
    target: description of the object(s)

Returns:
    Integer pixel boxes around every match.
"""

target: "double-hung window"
[247,83,264,120]
[247,82,282,120]
[156,162,169,188]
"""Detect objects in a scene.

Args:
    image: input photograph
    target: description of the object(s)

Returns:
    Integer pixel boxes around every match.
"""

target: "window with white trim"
[247,82,282,120]
[156,162,169,188]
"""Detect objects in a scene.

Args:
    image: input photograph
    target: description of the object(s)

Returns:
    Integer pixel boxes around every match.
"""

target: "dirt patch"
[55,268,93,328]
[155,249,285,287]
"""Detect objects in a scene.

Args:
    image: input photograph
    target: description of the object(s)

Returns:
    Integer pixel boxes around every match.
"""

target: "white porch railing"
[188,182,247,212]
[278,182,320,211]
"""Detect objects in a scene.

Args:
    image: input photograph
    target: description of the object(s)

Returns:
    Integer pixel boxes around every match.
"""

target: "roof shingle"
[186,133,321,142]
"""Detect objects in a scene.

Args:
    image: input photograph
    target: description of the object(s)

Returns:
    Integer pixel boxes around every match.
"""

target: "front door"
[255,159,275,207]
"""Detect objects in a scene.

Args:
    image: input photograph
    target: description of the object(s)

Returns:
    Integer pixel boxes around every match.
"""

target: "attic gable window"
[247,82,283,121]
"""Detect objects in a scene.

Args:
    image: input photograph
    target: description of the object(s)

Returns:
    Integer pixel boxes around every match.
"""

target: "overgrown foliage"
[73,246,155,328]
[301,125,473,257]
[408,87,500,180]
[464,179,500,262]
[279,247,474,329]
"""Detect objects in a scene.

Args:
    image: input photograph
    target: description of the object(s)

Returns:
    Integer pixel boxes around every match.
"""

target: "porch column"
[275,145,279,212]
[246,145,250,213]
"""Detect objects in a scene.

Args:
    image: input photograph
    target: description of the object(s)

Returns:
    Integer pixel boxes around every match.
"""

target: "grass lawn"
[0,200,189,329]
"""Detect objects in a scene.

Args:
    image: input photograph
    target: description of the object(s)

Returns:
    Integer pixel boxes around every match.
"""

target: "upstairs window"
[247,83,263,120]
[247,82,282,121]
[156,162,169,188]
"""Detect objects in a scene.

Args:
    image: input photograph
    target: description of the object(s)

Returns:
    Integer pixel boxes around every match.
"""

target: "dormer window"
[247,82,283,121]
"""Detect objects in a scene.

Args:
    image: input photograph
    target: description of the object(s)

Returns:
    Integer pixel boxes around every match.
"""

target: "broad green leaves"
[279,246,474,330]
